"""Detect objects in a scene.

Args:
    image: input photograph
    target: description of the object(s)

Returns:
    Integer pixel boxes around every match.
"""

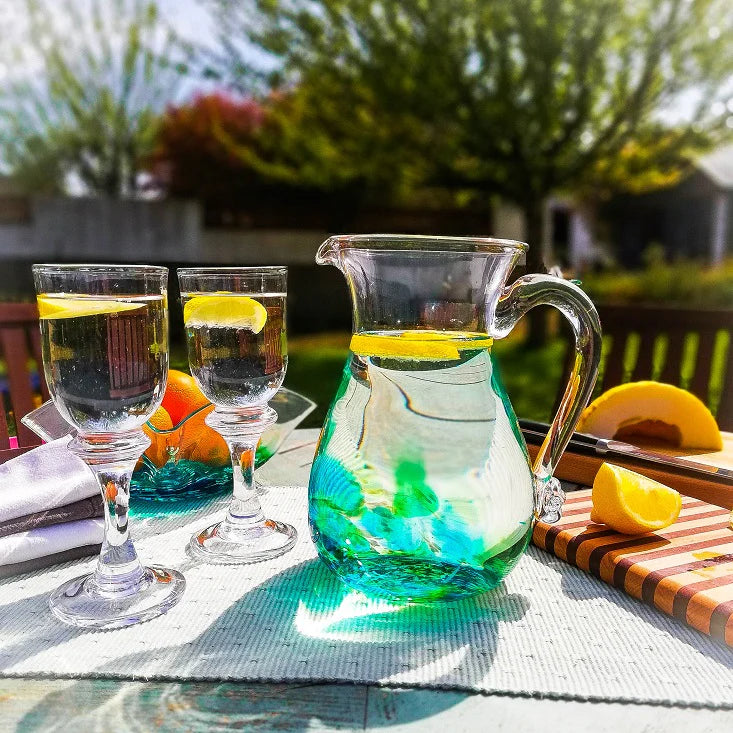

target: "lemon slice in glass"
[183,295,268,333]
[590,462,682,534]
[349,331,493,360]
[37,295,145,319]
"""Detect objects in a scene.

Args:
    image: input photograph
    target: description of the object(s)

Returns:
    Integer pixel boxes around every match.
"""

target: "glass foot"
[49,566,185,630]
[189,519,297,564]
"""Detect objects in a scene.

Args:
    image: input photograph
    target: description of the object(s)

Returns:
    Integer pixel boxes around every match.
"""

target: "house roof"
[696,144,733,190]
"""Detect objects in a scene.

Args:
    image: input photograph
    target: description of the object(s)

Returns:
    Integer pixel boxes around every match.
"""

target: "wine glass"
[178,267,297,563]
[33,264,185,629]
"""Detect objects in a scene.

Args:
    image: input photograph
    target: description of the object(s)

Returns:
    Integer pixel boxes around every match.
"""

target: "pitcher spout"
[315,237,342,267]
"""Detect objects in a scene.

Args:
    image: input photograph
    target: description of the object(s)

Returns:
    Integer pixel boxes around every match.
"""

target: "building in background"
[601,144,733,268]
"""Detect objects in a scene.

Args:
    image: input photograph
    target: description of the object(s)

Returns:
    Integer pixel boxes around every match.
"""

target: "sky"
[159,0,217,52]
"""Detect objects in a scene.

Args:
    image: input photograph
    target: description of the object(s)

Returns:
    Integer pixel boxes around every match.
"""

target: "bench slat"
[560,305,732,432]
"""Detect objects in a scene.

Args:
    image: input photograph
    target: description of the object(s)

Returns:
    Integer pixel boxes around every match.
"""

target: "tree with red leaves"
[149,93,266,209]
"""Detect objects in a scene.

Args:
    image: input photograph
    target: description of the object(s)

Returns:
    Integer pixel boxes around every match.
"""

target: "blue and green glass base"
[311,523,532,604]
[130,446,275,503]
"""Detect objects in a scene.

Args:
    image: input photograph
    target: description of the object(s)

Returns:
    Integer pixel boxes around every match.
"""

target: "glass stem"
[92,462,145,593]
[69,431,150,597]
[205,406,277,530]
[226,438,265,526]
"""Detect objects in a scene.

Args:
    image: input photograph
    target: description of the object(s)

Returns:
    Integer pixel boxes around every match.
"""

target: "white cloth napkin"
[0,518,104,565]
[0,437,99,524]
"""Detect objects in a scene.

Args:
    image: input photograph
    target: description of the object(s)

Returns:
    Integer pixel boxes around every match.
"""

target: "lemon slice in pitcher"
[350,331,493,360]
[37,295,145,319]
[183,295,268,332]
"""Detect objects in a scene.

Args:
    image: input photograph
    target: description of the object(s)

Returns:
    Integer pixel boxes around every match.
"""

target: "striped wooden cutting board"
[532,489,733,646]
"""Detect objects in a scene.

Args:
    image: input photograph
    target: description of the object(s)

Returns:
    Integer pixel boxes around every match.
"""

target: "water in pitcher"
[182,292,287,408]
[38,293,167,433]
[309,330,535,603]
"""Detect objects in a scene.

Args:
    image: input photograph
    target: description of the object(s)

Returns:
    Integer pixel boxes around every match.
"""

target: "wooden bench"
[568,304,733,431]
[0,303,48,463]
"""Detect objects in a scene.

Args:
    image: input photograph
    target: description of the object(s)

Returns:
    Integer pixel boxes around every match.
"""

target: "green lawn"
[284,332,566,429]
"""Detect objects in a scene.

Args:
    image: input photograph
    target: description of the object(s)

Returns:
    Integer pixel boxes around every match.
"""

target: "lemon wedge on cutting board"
[349,331,493,360]
[591,463,682,535]
[183,295,268,332]
[578,381,722,451]
[37,295,144,319]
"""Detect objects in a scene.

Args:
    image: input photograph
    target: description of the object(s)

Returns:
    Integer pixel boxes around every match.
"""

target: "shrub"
[581,257,733,307]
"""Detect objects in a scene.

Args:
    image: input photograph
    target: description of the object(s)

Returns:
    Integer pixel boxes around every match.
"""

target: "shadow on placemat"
[102,558,527,678]
[17,560,530,731]
[18,679,378,732]
[554,557,733,664]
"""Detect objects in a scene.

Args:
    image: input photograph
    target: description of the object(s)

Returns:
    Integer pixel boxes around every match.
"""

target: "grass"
[285,333,353,428]
[284,331,566,429]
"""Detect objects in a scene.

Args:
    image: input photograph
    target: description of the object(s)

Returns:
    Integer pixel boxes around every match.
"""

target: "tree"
[149,92,267,206]
[208,0,733,275]
[148,90,379,227]
[0,0,191,197]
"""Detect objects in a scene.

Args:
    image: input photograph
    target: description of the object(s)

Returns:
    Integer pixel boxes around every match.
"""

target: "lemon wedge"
[349,331,493,360]
[590,462,682,535]
[37,295,145,319]
[183,295,268,333]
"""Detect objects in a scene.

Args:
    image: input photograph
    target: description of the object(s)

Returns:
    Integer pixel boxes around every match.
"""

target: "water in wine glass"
[182,292,287,408]
[37,293,168,433]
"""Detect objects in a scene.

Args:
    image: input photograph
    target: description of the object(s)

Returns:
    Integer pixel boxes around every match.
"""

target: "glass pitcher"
[308,235,601,603]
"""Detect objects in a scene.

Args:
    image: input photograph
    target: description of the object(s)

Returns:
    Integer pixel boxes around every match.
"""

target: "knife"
[519,419,733,483]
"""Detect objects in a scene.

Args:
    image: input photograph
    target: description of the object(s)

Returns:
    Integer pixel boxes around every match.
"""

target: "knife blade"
[518,419,733,484]
[594,438,733,481]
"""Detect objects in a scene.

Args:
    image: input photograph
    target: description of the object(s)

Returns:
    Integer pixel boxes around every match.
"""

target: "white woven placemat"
[0,434,731,707]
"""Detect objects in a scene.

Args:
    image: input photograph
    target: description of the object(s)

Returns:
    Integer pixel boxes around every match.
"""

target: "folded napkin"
[0,437,99,524]
[0,544,102,579]
[0,494,104,539]
[0,519,104,578]
[0,438,104,577]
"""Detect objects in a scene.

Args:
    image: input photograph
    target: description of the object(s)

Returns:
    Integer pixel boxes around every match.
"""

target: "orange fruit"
[162,369,210,425]
[176,404,230,467]
[140,406,175,468]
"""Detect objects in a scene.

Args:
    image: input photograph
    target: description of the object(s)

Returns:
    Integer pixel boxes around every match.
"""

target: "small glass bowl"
[130,388,316,502]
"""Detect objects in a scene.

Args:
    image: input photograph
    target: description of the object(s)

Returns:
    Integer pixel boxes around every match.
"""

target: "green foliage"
[150,90,382,221]
[581,256,733,306]
[582,127,711,200]
[208,0,733,267]
[0,0,191,196]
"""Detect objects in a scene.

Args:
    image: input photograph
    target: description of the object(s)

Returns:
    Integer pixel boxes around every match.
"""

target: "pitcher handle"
[493,275,602,523]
